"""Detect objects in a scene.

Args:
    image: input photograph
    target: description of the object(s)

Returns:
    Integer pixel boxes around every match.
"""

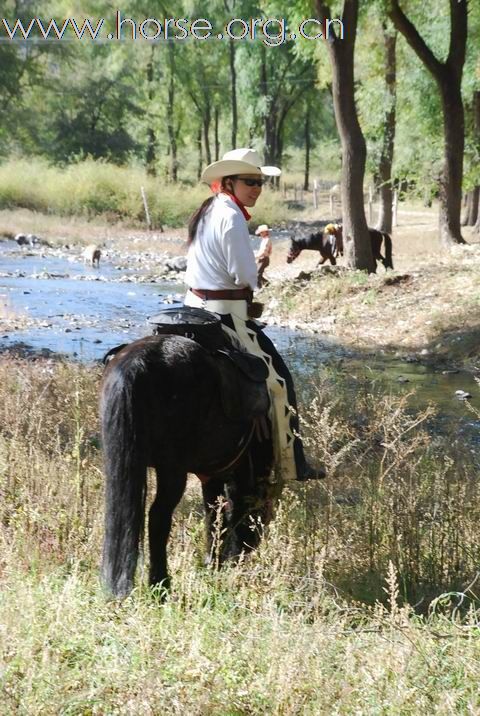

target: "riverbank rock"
[164,256,187,272]
[15,233,51,247]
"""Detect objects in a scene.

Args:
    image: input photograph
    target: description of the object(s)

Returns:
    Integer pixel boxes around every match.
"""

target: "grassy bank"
[0,158,294,231]
[262,241,480,368]
[1,357,479,712]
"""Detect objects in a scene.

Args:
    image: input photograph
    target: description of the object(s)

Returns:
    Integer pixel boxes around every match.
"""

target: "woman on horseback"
[184,148,324,482]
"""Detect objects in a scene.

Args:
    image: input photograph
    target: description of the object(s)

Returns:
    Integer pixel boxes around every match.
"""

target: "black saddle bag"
[214,350,270,422]
[148,306,226,350]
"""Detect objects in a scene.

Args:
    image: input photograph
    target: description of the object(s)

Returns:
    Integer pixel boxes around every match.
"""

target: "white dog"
[83,244,101,268]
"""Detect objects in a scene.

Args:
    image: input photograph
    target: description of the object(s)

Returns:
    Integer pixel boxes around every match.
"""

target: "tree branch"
[447,0,467,77]
[388,0,444,79]
[315,0,338,44]
[315,0,357,49]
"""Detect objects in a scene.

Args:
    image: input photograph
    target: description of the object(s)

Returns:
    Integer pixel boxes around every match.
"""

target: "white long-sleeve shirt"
[255,236,272,260]
[185,193,258,291]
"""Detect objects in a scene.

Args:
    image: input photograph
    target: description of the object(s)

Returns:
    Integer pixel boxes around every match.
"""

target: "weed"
[0,356,479,711]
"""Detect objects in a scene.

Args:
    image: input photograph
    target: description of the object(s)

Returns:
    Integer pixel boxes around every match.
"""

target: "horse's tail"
[101,357,147,598]
[383,233,394,269]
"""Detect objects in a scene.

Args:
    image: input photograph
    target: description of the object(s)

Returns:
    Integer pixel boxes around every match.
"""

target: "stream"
[1,239,479,448]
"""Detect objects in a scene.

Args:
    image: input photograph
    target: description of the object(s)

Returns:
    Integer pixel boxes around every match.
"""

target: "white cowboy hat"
[255,224,270,235]
[201,148,281,184]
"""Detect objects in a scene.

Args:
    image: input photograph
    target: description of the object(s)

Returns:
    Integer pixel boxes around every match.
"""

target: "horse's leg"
[201,472,255,565]
[317,254,327,266]
[148,468,187,591]
[223,452,263,560]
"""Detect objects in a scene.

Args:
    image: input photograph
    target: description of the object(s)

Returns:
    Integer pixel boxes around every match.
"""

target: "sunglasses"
[231,176,267,188]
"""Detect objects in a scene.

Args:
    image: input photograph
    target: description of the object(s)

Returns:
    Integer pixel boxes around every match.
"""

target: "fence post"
[368,185,373,225]
[313,179,318,209]
[142,186,164,232]
[392,189,398,227]
[141,186,152,230]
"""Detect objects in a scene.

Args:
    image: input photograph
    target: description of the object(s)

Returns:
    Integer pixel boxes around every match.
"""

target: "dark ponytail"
[187,196,215,245]
[187,177,234,245]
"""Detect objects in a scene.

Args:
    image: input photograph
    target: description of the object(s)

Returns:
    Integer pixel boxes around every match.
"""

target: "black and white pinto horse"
[100,334,275,598]
[287,225,393,271]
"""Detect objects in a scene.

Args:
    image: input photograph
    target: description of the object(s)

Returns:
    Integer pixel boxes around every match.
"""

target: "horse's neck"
[304,236,321,249]
[308,234,325,249]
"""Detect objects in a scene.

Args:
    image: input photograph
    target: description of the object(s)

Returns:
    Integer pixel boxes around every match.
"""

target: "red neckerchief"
[220,191,251,221]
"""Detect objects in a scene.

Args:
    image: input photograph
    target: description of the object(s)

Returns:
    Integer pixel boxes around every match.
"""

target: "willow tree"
[388,0,468,246]
[315,0,375,271]
[376,25,397,234]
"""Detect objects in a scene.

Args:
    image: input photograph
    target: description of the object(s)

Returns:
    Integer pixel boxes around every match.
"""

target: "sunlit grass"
[0,158,295,230]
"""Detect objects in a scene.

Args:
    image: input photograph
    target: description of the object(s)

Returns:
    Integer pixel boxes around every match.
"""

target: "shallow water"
[1,241,479,440]
[0,240,183,359]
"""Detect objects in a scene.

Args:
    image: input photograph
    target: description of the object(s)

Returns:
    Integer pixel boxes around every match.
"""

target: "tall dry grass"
[0,158,294,230]
[0,356,479,713]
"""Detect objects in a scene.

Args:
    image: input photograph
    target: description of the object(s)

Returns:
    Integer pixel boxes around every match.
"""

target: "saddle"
[143,306,270,423]
[148,306,226,350]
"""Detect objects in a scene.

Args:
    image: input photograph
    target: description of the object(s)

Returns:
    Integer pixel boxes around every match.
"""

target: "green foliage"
[0,0,478,196]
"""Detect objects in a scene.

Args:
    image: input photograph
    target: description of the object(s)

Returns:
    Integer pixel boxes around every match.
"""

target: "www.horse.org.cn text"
[0,14,344,45]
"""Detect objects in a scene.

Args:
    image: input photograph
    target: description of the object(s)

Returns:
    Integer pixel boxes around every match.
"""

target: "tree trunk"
[145,46,156,176]
[316,0,374,272]
[197,125,202,181]
[475,194,480,234]
[465,91,480,227]
[203,106,212,166]
[260,46,275,165]
[389,0,467,247]
[167,43,177,182]
[438,79,465,245]
[462,188,479,226]
[214,106,220,161]
[376,27,397,234]
[304,101,311,192]
[229,39,237,148]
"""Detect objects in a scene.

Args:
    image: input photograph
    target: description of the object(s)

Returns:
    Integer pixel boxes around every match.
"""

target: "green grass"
[0,158,295,230]
[1,356,479,712]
